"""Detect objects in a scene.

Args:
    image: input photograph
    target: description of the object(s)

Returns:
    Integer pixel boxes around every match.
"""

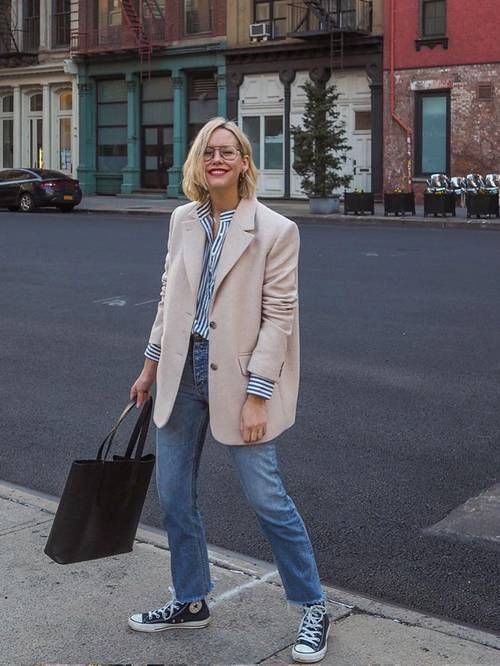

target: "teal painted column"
[167,71,187,198]
[121,73,141,194]
[77,73,96,195]
[217,65,227,118]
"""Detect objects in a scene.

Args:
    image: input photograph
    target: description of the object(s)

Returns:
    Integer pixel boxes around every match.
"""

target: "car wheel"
[19,192,35,213]
[59,205,75,213]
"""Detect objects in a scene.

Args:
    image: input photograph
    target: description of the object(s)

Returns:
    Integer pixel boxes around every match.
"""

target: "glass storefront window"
[97,80,127,172]
[3,118,13,168]
[264,115,283,169]
[30,93,43,112]
[417,93,448,174]
[59,117,72,171]
[3,95,13,113]
[242,116,260,169]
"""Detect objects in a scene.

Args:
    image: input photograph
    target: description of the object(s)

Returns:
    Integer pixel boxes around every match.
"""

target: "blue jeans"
[155,335,325,606]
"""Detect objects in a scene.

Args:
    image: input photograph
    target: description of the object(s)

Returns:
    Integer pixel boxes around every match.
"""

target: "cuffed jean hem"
[173,580,215,604]
[285,590,326,607]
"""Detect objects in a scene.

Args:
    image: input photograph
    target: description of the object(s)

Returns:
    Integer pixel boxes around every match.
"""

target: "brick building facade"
[383,0,500,198]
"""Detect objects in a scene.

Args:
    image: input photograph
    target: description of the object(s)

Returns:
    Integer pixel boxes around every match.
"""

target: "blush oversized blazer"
[148,196,300,446]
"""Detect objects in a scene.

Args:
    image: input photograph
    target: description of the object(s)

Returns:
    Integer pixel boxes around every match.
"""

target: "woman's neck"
[209,190,240,220]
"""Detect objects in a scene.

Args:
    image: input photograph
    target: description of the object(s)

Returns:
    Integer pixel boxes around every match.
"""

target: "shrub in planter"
[291,79,352,214]
[384,189,416,216]
[466,192,500,218]
[424,192,456,217]
[344,190,375,215]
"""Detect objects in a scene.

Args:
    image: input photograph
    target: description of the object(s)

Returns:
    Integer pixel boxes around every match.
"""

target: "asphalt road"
[1,210,499,632]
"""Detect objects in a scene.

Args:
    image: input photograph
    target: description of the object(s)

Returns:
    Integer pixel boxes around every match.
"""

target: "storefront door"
[141,126,172,189]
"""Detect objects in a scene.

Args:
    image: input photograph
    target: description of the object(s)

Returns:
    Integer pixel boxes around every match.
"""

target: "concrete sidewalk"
[76,194,500,231]
[1,481,499,665]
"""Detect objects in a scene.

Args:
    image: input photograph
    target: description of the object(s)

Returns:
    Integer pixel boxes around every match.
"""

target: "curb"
[74,206,500,230]
[1,479,499,651]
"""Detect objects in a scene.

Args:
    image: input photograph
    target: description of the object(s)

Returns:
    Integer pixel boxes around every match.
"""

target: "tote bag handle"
[96,397,153,461]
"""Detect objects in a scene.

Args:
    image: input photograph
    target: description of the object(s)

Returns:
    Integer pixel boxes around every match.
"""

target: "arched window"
[59,89,72,111]
[30,93,43,112]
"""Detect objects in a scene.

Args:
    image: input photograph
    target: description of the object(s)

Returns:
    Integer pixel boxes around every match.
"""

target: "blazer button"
[210,362,218,370]
[209,321,216,329]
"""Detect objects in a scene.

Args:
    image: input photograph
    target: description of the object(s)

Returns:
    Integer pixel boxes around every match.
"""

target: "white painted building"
[238,70,373,198]
[0,0,78,176]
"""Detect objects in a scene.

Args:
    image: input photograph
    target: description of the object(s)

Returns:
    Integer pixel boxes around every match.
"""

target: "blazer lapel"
[181,198,257,302]
[212,197,256,301]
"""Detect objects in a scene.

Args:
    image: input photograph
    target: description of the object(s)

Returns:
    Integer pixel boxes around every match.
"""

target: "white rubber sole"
[128,616,211,632]
[291,623,331,663]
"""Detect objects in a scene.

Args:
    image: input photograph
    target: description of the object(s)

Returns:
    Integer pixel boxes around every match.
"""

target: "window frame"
[420,0,446,38]
[253,0,287,39]
[414,90,450,177]
[183,0,213,36]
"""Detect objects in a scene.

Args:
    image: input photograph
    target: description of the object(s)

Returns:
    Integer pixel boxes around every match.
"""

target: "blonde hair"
[182,117,258,203]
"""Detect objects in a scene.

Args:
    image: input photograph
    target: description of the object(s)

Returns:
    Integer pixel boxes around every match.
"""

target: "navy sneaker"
[128,597,211,632]
[292,602,330,663]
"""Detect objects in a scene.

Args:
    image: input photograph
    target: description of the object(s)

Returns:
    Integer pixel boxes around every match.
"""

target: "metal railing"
[23,14,40,51]
[52,9,70,47]
[289,0,372,37]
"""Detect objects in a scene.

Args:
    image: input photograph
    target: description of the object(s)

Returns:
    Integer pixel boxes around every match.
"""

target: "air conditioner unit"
[249,22,271,40]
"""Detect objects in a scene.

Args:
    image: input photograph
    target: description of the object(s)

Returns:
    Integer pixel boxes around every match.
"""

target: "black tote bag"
[44,397,155,565]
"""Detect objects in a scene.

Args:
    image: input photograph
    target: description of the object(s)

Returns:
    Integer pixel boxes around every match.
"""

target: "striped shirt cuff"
[144,342,161,362]
[247,373,274,400]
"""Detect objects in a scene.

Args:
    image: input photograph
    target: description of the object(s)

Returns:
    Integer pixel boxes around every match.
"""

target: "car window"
[39,170,68,179]
[6,170,27,181]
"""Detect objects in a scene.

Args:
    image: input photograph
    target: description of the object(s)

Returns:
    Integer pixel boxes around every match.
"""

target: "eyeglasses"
[203,145,242,162]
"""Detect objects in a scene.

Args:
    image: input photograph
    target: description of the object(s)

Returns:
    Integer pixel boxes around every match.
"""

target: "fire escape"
[0,0,38,66]
[289,0,372,69]
[71,0,166,75]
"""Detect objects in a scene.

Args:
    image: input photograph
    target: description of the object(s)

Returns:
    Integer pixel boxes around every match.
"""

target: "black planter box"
[424,192,456,217]
[384,192,416,216]
[344,192,375,215]
[465,192,500,218]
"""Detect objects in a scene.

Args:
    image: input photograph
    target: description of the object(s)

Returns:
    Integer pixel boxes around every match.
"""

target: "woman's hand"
[240,395,267,443]
[130,360,158,408]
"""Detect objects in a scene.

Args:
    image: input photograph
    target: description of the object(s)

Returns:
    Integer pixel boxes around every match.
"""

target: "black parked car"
[0,168,82,213]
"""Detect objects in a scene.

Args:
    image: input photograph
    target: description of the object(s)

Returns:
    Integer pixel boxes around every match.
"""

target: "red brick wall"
[383,63,500,198]
[383,0,500,70]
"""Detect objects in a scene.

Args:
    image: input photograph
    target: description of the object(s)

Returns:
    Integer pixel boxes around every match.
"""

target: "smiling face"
[204,128,249,198]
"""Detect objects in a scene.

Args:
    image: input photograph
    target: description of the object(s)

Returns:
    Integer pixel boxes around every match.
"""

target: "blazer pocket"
[238,353,253,377]
[238,353,283,384]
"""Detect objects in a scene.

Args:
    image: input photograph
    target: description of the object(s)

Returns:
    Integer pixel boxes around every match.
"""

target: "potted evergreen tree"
[291,79,352,214]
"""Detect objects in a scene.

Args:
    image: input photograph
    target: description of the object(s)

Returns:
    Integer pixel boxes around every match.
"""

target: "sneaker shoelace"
[148,586,183,621]
[296,605,327,647]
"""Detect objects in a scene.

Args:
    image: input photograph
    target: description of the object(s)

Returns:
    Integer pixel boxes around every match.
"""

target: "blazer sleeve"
[146,208,177,349]
[247,221,299,382]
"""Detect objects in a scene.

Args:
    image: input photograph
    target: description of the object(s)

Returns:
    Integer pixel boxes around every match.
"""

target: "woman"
[128,117,330,663]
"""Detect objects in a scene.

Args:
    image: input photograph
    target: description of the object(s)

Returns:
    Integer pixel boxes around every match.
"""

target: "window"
[107,0,122,26]
[355,110,371,131]
[30,93,43,112]
[254,1,287,38]
[23,0,40,51]
[52,0,70,46]
[97,80,127,172]
[187,72,217,145]
[28,92,43,168]
[415,92,449,175]
[184,0,212,34]
[0,94,14,168]
[57,90,73,171]
[422,0,446,37]
[242,116,260,169]
[477,82,493,101]
[242,115,283,170]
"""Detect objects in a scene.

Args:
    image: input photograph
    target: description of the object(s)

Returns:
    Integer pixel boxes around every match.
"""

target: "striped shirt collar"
[196,200,236,226]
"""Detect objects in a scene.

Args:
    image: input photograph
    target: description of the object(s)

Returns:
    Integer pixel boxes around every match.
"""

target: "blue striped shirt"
[145,201,274,400]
